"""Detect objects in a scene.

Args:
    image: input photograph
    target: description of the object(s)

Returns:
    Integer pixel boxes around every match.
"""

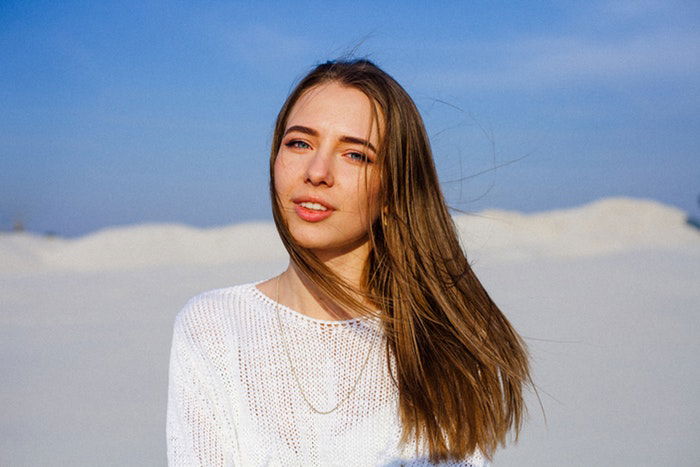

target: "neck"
[279,244,370,321]
[313,240,370,288]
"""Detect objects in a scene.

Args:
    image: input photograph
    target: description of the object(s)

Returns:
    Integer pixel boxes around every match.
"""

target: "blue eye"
[347,152,370,163]
[285,140,311,149]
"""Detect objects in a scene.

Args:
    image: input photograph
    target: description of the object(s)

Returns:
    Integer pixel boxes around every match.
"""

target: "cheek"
[273,153,290,194]
[354,182,382,225]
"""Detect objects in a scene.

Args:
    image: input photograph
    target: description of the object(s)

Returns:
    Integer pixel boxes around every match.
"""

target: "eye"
[346,151,372,163]
[284,140,311,150]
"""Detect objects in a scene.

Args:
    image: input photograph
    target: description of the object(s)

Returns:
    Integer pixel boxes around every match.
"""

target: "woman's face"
[274,81,382,259]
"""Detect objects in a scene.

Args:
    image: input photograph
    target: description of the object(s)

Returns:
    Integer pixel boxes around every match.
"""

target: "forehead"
[286,82,383,143]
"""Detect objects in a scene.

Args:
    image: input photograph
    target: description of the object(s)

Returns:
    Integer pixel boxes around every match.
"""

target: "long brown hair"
[269,59,532,463]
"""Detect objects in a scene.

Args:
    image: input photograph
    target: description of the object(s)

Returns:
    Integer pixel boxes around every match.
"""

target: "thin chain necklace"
[274,276,379,415]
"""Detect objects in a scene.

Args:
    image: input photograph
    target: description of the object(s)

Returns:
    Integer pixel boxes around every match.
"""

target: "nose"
[305,146,334,186]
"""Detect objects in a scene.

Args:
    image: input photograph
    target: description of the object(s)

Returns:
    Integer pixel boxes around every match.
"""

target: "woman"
[167,59,531,466]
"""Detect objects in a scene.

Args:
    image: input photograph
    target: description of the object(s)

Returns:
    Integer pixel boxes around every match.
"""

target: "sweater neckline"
[248,281,380,329]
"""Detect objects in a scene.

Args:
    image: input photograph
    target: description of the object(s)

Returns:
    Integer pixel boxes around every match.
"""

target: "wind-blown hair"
[269,59,532,463]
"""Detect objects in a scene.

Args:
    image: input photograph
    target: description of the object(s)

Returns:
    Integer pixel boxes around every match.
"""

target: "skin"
[257,82,383,321]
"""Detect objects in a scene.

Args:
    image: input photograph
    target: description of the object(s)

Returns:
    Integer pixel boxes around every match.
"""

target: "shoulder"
[172,282,261,349]
[176,282,256,321]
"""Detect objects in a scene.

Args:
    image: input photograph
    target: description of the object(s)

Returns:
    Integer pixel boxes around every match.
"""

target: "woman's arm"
[166,317,229,466]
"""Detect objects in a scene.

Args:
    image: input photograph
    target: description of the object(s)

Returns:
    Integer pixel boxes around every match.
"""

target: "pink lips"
[292,197,335,222]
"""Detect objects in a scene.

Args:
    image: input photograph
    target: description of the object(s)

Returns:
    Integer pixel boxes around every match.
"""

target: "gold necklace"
[274,277,379,415]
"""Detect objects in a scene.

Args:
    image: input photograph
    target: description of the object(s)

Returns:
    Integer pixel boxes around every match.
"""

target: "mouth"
[298,201,329,211]
[292,197,335,222]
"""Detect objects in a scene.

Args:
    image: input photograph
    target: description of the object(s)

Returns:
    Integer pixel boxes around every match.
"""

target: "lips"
[292,196,335,222]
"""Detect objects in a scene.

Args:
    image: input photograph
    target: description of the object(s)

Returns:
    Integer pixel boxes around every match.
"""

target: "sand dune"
[2,197,697,275]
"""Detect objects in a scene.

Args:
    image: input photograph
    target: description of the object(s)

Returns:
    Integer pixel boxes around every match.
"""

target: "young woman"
[167,59,531,466]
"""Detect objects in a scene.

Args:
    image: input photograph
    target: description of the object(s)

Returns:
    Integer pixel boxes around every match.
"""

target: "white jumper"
[166,282,487,466]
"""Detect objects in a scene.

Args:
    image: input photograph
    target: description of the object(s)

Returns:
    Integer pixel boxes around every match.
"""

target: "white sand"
[1,197,698,465]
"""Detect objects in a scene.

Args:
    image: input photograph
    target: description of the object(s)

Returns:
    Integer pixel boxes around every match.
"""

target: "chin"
[289,233,339,251]
[288,230,370,257]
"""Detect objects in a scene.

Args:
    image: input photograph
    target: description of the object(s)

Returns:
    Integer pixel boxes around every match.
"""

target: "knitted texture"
[167,282,488,466]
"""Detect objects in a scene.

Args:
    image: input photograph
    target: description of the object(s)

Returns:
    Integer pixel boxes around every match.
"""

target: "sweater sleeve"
[166,313,230,466]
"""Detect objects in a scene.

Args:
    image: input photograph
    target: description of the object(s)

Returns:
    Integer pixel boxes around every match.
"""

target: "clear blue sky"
[2,0,698,237]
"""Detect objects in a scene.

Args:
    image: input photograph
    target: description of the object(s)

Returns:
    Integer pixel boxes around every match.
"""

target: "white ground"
[1,197,698,466]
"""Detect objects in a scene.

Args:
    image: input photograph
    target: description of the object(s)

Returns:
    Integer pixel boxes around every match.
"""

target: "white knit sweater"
[166,282,488,466]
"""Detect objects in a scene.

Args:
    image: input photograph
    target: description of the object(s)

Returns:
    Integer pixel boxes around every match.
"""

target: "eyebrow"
[284,125,377,153]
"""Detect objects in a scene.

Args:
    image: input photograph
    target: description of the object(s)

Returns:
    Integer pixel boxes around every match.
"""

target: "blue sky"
[1,0,698,236]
